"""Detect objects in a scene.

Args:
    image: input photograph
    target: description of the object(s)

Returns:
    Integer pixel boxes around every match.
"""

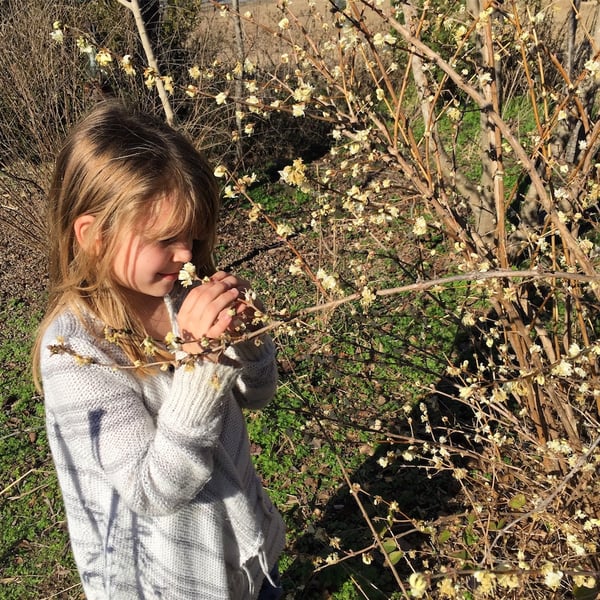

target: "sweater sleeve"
[224,334,278,410]
[41,313,239,517]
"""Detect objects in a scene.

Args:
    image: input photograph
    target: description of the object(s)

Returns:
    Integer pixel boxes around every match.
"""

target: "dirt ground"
[0,222,46,310]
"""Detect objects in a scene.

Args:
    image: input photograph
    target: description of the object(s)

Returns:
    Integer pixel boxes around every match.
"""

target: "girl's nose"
[174,243,193,264]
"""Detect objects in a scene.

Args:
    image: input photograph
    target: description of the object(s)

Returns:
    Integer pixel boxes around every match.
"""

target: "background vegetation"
[1,0,599,598]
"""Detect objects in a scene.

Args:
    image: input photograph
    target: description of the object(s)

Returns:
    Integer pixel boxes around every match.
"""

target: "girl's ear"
[73,214,99,252]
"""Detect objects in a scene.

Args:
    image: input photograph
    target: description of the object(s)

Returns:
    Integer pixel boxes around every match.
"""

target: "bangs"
[139,192,204,243]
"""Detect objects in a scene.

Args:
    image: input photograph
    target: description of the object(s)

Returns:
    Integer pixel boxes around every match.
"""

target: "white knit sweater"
[41,306,286,599]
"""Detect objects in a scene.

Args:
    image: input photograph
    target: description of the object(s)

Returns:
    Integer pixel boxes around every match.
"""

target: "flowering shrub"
[2,0,600,597]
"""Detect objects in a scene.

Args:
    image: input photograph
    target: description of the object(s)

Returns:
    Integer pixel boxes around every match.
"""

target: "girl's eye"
[158,236,193,248]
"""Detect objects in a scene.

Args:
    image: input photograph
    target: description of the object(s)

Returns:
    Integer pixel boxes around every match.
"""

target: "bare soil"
[0,225,46,309]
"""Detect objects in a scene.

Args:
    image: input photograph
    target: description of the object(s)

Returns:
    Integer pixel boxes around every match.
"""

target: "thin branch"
[39,583,83,600]
[117,0,174,125]
[489,431,600,551]
[0,468,38,497]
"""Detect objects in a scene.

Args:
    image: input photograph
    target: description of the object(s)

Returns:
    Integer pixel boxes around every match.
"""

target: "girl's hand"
[177,271,241,354]
[219,273,267,335]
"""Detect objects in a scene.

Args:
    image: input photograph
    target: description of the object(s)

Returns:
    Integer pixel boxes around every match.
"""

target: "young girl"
[33,102,286,599]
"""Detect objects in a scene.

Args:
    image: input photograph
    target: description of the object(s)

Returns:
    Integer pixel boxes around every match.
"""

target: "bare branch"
[117,0,174,125]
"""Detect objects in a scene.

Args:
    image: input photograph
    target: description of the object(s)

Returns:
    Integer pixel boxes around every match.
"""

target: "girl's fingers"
[178,284,239,341]
[210,271,251,293]
[208,271,228,283]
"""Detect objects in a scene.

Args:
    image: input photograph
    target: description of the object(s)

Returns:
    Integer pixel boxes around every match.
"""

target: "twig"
[301,376,409,592]
[39,582,82,600]
[8,481,52,501]
[116,0,175,125]
[312,542,377,573]
[244,267,600,342]
[51,267,600,371]
[489,431,600,553]
[0,468,38,497]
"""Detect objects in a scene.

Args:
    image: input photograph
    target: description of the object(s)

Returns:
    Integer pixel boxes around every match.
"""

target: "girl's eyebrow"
[144,222,193,241]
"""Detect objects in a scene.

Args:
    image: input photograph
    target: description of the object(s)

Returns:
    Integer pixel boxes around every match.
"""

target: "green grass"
[0,300,80,598]
[407,90,540,195]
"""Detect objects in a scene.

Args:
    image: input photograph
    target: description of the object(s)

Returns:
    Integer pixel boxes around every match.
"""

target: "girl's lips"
[159,273,179,281]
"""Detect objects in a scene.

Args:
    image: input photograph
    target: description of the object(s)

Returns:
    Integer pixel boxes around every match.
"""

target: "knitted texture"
[41,309,286,599]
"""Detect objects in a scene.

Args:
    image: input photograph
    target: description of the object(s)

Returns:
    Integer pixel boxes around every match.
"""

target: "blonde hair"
[33,101,220,388]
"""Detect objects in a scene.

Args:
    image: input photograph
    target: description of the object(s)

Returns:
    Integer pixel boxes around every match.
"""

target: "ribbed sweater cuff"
[226,334,275,364]
[164,360,239,426]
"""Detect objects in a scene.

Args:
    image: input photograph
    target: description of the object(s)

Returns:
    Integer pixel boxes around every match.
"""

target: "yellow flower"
[437,578,456,597]
[95,48,112,67]
[413,216,427,236]
[360,287,376,310]
[120,55,135,76]
[497,571,519,589]
[292,103,306,117]
[447,107,461,122]
[223,185,238,199]
[77,37,94,54]
[316,268,338,291]
[144,67,157,88]
[373,32,385,47]
[293,82,314,103]
[275,223,294,238]
[185,85,198,98]
[178,262,197,288]
[474,571,496,594]
[408,572,428,598]
[279,158,307,188]
[162,76,174,94]
[50,20,65,44]
[542,563,563,591]
[573,574,596,589]
[478,72,492,85]
[214,165,228,179]
[289,259,303,276]
[50,26,64,44]
[461,312,476,326]
[164,332,180,351]
[454,24,467,42]
[552,359,573,377]
[188,65,201,80]
[141,336,158,356]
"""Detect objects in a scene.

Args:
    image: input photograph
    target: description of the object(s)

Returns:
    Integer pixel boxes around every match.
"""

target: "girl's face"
[111,199,193,301]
